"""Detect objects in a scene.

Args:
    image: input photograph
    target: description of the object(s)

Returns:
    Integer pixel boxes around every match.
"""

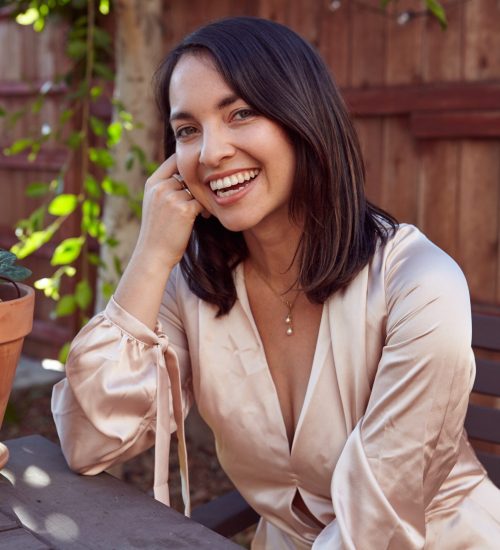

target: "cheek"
[175,145,198,179]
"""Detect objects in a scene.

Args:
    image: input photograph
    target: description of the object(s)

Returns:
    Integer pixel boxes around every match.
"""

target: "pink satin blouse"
[52,224,500,549]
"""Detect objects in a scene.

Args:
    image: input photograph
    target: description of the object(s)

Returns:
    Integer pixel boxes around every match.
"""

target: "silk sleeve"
[51,272,193,478]
[314,229,476,549]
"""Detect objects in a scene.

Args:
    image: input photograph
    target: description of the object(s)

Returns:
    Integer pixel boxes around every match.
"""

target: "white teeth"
[209,169,259,192]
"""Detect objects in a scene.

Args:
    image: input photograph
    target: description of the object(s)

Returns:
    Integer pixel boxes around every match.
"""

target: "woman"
[52,17,500,549]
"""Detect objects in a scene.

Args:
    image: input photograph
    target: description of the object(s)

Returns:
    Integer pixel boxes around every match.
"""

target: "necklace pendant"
[285,315,292,324]
[286,326,293,336]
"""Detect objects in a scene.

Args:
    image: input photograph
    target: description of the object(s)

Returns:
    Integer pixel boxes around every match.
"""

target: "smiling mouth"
[209,169,260,198]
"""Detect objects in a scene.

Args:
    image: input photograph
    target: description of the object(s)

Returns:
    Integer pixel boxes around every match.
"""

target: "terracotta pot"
[0,282,35,468]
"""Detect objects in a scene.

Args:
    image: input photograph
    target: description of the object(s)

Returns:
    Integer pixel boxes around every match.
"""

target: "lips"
[209,169,260,197]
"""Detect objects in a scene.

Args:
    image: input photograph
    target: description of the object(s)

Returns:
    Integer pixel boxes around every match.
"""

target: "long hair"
[155,16,396,315]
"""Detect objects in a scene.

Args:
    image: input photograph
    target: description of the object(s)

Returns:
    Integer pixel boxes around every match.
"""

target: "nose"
[199,125,235,167]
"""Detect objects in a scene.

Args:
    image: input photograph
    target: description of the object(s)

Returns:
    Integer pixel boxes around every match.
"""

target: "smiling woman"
[52,16,500,550]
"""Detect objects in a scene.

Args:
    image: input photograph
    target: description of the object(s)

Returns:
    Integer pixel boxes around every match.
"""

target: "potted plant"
[0,249,35,469]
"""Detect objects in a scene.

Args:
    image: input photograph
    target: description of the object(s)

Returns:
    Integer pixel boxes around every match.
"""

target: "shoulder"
[375,224,470,320]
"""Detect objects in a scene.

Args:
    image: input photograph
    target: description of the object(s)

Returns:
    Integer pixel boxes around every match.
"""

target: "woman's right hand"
[135,153,204,270]
[113,154,204,329]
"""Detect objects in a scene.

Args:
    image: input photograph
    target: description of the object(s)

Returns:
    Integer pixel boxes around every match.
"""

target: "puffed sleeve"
[51,270,193,510]
[314,228,476,549]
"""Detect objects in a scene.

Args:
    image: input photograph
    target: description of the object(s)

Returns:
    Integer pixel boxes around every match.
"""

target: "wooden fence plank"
[385,0,425,85]
[351,0,386,87]
[317,0,351,86]
[417,141,460,258]
[380,116,418,224]
[344,82,500,116]
[412,111,500,139]
[422,0,464,82]
[354,118,384,208]
[464,0,500,81]
[458,141,499,303]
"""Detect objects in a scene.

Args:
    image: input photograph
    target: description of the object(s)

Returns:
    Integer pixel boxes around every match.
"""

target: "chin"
[215,214,260,233]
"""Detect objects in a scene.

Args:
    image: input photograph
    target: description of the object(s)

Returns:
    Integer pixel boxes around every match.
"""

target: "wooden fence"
[1,0,499,358]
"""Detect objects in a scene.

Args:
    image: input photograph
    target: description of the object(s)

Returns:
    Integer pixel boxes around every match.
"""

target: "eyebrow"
[169,93,240,123]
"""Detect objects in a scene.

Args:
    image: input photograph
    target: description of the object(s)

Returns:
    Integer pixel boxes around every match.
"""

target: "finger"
[146,153,178,187]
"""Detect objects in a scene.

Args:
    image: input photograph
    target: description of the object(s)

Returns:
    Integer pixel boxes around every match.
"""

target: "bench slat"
[465,404,500,444]
[473,358,500,396]
[191,490,259,538]
[475,451,500,489]
[472,313,500,351]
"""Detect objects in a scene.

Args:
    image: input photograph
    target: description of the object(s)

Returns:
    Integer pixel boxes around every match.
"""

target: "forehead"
[169,53,234,109]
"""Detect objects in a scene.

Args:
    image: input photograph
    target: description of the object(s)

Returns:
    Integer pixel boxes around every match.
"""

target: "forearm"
[114,248,173,331]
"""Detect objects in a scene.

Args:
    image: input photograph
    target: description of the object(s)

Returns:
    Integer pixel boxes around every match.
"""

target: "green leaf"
[99,0,110,16]
[26,182,51,198]
[58,342,71,364]
[51,237,84,266]
[93,62,114,81]
[31,96,44,114]
[93,27,112,50]
[102,281,115,300]
[90,116,106,136]
[0,106,6,117]
[28,206,46,231]
[67,131,84,149]
[125,152,134,171]
[15,8,39,26]
[88,252,105,267]
[34,277,54,297]
[0,249,31,281]
[86,219,106,241]
[90,86,103,99]
[84,174,102,199]
[113,254,123,276]
[105,236,119,248]
[5,138,33,155]
[101,176,129,196]
[0,250,16,269]
[55,294,77,317]
[1,264,32,281]
[107,121,122,147]
[59,108,74,125]
[67,39,87,60]
[75,279,93,310]
[82,199,100,219]
[425,0,447,28]
[11,226,56,259]
[82,199,105,239]
[48,194,78,216]
[89,148,115,169]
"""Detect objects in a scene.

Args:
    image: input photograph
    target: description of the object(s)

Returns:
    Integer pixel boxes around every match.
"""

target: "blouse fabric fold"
[52,224,500,549]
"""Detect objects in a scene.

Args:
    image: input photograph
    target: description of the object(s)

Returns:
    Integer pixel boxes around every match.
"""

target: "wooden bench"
[464,311,500,486]
[192,311,500,536]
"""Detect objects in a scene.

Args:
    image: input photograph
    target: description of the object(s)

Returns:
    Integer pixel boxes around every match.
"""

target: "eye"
[233,108,257,121]
[174,125,198,140]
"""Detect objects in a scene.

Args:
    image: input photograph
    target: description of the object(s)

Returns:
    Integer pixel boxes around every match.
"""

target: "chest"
[247,290,324,447]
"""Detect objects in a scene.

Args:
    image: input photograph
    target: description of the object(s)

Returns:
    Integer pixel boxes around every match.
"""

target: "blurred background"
[1,0,499,362]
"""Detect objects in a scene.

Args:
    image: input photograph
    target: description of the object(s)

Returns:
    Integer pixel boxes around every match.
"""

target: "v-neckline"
[234,263,329,455]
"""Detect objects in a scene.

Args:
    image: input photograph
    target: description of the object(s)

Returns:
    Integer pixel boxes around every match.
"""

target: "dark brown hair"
[155,17,396,315]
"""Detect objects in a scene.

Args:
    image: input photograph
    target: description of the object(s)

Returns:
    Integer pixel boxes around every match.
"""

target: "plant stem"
[78,0,96,321]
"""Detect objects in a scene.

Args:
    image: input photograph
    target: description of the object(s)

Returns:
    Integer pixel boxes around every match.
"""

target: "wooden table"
[0,435,242,549]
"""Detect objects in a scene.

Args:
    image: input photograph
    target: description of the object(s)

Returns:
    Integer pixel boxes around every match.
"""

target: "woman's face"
[169,53,296,234]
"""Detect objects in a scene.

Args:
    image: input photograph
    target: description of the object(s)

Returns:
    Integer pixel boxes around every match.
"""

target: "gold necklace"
[251,266,301,336]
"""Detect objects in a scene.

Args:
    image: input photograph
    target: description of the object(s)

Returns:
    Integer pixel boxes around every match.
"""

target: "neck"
[243,220,303,290]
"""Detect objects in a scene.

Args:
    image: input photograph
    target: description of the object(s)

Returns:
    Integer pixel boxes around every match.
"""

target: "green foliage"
[381,0,447,29]
[2,0,155,359]
[0,249,32,282]
[425,0,447,28]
